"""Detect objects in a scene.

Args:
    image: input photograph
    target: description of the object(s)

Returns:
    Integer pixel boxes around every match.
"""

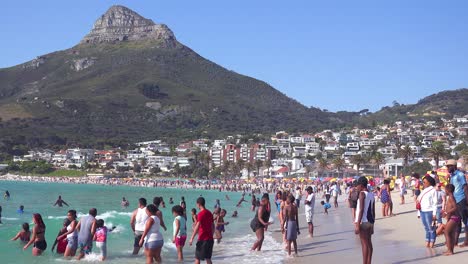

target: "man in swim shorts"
[189,197,214,264]
[76,208,97,260]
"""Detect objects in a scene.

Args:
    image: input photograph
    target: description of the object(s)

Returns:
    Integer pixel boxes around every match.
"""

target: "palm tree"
[263,159,272,178]
[318,158,329,177]
[371,152,385,177]
[350,154,365,175]
[221,160,231,179]
[398,144,414,167]
[255,159,263,177]
[319,140,327,151]
[461,149,468,170]
[427,141,448,169]
[305,164,312,178]
[245,162,255,180]
[333,158,345,178]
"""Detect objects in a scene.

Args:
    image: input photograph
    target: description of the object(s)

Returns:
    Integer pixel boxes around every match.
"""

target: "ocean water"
[0,181,285,264]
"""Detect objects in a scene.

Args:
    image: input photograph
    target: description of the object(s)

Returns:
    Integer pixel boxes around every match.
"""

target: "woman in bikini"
[443,184,460,256]
[23,213,47,256]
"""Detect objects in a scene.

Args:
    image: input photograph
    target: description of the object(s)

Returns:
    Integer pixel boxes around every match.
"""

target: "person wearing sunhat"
[447,159,468,247]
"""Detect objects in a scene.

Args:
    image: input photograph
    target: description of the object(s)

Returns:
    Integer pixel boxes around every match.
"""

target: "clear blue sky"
[2,0,468,112]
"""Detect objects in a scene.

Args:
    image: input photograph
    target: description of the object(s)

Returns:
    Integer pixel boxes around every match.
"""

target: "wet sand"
[271,192,468,264]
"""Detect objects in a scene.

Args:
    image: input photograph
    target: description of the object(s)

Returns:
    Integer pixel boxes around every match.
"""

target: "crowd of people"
[3,160,468,263]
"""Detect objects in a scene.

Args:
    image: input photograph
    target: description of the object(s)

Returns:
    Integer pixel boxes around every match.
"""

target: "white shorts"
[96,242,107,258]
[305,210,314,223]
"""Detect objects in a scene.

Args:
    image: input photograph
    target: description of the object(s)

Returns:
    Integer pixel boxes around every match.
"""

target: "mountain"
[0,5,332,148]
[366,88,468,123]
[0,5,466,151]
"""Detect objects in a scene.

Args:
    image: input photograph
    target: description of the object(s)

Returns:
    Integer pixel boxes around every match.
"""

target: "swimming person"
[54,195,69,207]
[172,205,187,261]
[4,190,10,200]
[189,197,215,264]
[139,204,164,264]
[232,210,238,218]
[76,208,97,260]
[17,205,24,214]
[23,213,47,256]
[354,176,375,264]
[130,198,149,255]
[11,223,31,243]
[57,210,78,258]
[121,197,129,208]
[51,219,70,254]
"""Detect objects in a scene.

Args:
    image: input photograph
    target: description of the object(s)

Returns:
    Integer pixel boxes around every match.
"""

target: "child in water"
[320,201,331,214]
[11,222,31,243]
[93,219,116,261]
[214,209,229,244]
[172,205,187,261]
[52,219,71,254]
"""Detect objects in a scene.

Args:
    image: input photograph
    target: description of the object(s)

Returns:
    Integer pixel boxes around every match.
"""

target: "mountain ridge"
[0,5,466,149]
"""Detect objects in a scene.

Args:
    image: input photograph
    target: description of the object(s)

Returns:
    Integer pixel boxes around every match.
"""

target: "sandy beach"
[271,192,468,264]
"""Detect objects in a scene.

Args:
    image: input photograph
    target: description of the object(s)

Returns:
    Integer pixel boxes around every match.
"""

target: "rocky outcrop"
[22,56,46,69]
[80,5,178,48]
[71,57,96,71]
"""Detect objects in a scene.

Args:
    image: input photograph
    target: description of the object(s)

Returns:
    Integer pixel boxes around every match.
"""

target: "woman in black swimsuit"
[23,213,47,256]
[250,193,271,251]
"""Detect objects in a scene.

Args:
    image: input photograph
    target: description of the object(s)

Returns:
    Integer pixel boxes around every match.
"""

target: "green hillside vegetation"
[0,5,466,153]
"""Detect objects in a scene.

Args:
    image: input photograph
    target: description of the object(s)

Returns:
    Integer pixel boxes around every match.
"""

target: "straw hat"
[446,159,457,166]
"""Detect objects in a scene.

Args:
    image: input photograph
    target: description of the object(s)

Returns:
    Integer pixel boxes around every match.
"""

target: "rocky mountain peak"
[80,5,177,47]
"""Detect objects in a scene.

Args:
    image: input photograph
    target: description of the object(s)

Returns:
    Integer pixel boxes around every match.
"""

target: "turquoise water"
[0,181,285,264]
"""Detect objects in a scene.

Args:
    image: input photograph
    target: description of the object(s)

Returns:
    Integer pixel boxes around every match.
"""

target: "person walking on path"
[354,176,375,264]
[189,197,215,264]
[447,159,468,247]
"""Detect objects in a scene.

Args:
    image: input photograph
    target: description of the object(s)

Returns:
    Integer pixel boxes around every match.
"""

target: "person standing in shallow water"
[76,208,97,260]
[354,176,375,264]
[130,198,149,255]
[189,197,214,264]
[250,193,271,251]
[54,195,69,207]
[23,213,47,256]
